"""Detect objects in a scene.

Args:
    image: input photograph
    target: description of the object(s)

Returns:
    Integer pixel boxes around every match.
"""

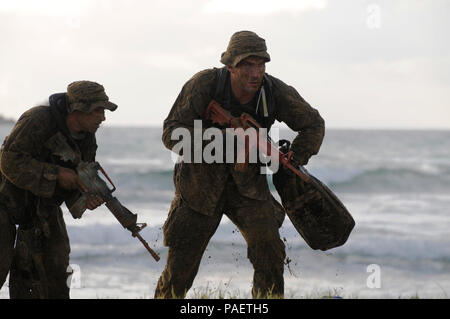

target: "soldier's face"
[78,107,106,133]
[228,56,266,95]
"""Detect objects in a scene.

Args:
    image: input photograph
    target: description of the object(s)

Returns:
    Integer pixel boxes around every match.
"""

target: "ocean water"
[0,124,449,299]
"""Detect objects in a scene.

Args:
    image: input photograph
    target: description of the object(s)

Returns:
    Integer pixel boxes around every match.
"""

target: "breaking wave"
[325,166,450,193]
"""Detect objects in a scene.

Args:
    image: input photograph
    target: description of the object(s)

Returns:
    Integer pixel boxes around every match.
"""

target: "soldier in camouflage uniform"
[155,31,325,298]
[0,81,117,298]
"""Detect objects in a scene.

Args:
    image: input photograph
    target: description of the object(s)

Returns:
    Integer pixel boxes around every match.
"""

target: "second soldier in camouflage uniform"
[155,31,325,298]
[0,81,117,298]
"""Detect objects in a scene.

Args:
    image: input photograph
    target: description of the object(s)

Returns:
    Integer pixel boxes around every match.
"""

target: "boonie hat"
[220,31,271,67]
[67,81,118,113]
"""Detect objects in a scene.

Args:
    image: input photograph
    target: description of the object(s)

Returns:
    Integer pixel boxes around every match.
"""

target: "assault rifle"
[205,100,355,251]
[205,100,312,182]
[45,132,160,261]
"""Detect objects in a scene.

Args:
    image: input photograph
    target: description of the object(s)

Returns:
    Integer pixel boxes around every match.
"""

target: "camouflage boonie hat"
[67,81,118,113]
[220,31,270,67]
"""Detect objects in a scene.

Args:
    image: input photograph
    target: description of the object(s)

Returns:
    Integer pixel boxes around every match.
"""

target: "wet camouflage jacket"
[162,68,325,216]
[0,103,97,225]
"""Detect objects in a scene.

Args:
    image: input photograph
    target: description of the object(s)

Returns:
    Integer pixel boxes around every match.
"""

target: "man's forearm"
[290,117,325,165]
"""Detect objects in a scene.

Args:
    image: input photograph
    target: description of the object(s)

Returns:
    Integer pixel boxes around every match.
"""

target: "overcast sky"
[1,0,449,129]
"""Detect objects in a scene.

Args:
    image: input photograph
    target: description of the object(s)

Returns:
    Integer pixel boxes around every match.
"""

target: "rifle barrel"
[135,232,160,261]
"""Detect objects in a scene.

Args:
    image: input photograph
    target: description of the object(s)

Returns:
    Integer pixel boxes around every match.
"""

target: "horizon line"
[99,124,450,131]
[1,119,449,131]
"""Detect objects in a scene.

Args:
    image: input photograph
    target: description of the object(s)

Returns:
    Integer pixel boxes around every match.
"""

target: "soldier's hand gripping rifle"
[205,100,312,183]
[205,100,341,201]
[45,132,160,261]
[205,100,355,251]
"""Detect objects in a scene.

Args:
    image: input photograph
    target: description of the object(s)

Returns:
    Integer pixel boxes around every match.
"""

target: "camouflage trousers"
[5,206,71,299]
[0,209,16,290]
[154,179,286,299]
